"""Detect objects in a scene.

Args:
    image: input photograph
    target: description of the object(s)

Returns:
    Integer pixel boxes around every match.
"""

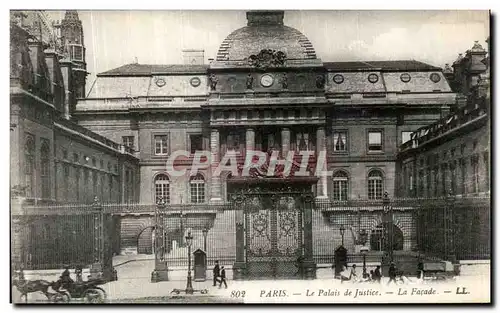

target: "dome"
[216,11,317,62]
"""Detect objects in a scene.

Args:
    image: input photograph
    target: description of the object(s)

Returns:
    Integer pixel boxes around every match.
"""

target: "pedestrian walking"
[387,263,397,285]
[219,266,227,289]
[350,264,358,282]
[417,259,425,280]
[340,265,350,283]
[213,260,220,286]
[373,265,382,283]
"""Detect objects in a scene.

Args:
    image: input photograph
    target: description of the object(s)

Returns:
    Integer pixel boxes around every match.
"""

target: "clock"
[260,74,274,87]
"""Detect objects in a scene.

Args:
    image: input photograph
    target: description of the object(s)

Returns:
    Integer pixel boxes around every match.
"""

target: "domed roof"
[216,11,317,61]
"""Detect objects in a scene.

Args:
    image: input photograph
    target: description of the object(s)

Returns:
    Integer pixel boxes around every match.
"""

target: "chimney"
[246,11,284,26]
[182,49,205,65]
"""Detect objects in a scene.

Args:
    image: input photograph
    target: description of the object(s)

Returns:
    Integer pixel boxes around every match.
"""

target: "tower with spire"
[55,10,88,99]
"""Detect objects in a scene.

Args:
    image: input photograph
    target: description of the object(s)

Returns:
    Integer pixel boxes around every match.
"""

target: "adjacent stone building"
[10,11,139,205]
[397,39,490,198]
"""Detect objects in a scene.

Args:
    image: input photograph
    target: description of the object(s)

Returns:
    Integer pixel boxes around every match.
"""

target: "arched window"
[190,173,205,203]
[332,171,349,201]
[24,135,35,197]
[368,170,384,200]
[40,140,50,199]
[154,174,170,204]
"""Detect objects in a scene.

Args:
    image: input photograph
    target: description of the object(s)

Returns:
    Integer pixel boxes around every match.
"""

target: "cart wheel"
[94,287,107,301]
[52,292,70,303]
[83,289,105,303]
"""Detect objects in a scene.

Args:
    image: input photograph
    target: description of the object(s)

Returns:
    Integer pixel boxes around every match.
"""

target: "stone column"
[210,129,223,203]
[281,127,291,156]
[246,128,255,152]
[316,126,328,199]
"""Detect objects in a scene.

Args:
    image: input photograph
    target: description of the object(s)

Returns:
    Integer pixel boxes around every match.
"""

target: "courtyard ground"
[12,255,490,304]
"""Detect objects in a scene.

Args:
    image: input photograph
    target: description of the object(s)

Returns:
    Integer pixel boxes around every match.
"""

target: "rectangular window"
[442,165,447,196]
[332,179,348,201]
[71,45,83,61]
[190,134,203,154]
[450,164,456,195]
[63,164,70,201]
[368,131,383,152]
[401,131,412,144]
[368,178,383,200]
[73,153,79,163]
[433,168,439,197]
[108,174,113,202]
[226,132,241,152]
[122,136,134,149]
[461,159,467,195]
[472,158,479,193]
[418,170,424,197]
[426,168,431,197]
[484,152,489,192]
[154,135,169,155]
[190,181,205,203]
[75,168,80,201]
[295,132,313,151]
[333,131,347,152]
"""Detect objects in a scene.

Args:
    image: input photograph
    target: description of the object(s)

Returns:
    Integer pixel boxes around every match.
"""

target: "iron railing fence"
[11,196,490,273]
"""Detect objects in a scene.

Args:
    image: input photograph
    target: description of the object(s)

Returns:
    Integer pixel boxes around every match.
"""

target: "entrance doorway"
[137,226,154,255]
[229,178,317,280]
[369,223,404,251]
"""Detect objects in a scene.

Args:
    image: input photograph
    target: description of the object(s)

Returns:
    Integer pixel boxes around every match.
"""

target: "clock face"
[260,74,274,87]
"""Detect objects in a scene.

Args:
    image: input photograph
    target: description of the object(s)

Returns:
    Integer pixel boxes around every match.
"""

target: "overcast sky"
[47,10,489,86]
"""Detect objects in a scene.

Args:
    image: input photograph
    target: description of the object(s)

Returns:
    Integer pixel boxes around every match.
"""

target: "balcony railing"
[400,100,488,153]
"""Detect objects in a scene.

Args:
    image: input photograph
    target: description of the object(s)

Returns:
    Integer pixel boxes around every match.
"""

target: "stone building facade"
[397,39,490,198]
[10,11,139,205]
[76,11,456,206]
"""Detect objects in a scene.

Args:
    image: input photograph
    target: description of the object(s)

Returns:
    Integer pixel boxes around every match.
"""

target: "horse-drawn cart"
[422,261,460,281]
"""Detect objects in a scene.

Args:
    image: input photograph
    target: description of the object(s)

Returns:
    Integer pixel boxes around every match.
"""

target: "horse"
[12,278,59,303]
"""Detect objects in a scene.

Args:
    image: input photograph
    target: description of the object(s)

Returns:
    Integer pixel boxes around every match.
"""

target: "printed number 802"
[231,290,246,298]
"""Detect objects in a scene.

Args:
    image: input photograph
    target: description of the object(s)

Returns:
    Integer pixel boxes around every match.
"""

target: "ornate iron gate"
[244,193,304,279]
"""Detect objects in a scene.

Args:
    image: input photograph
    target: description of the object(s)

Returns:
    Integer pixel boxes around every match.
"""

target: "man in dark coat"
[417,260,425,279]
[219,266,227,289]
[213,260,220,286]
[373,265,382,283]
[387,263,397,285]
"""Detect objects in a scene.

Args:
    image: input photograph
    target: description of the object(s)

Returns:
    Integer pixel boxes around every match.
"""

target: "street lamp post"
[185,230,194,294]
[382,191,393,264]
[170,229,208,295]
[340,225,345,247]
[360,246,369,278]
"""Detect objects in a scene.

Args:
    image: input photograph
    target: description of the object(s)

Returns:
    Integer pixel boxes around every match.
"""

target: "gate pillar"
[233,207,246,280]
[89,198,117,282]
[302,194,317,279]
[151,198,169,282]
